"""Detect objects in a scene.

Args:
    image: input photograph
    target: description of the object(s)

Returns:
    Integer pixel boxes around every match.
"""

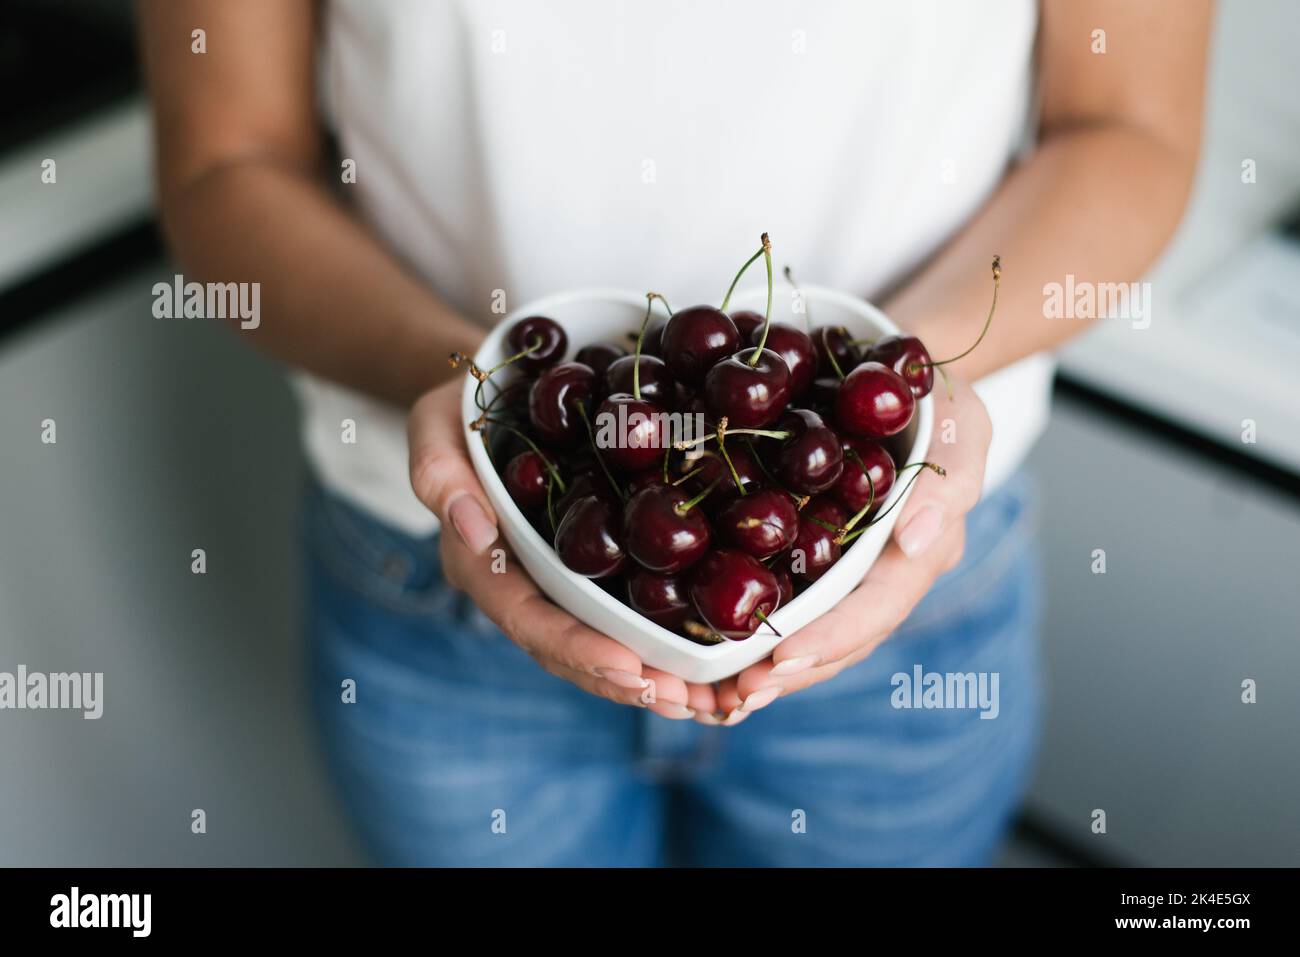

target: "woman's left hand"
[712,378,993,723]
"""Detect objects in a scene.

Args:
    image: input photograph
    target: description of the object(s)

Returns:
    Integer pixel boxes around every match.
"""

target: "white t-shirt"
[300,0,1054,534]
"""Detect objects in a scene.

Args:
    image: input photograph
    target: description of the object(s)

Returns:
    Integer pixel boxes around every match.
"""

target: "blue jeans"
[304,472,1043,866]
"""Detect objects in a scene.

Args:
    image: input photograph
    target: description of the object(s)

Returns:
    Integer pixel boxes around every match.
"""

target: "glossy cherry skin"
[507,316,567,372]
[554,495,627,578]
[622,484,712,574]
[702,347,791,429]
[555,472,612,521]
[775,408,844,495]
[627,569,691,633]
[834,361,915,438]
[717,487,800,560]
[867,334,933,398]
[751,322,817,399]
[595,393,665,473]
[688,549,780,640]
[785,498,847,583]
[528,361,596,448]
[503,450,553,510]
[575,342,627,381]
[773,566,796,607]
[660,305,741,384]
[604,354,674,408]
[831,437,896,515]
[730,309,765,339]
[812,325,859,378]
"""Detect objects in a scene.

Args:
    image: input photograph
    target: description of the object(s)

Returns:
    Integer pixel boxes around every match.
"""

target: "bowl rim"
[463,285,932,662]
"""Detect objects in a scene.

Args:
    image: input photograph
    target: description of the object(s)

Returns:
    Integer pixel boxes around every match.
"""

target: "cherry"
[626,570,692,633]
[503,450,555,510]
[834,361,915,439]
[660,305,741,384]
[687,443,760,503]
[775,408,844,495]
[717,487,799,560]
[576,342,627,380]
[772,566,795,607]
[730,309,765,338]
[812,326,859,378]
[555,472,611,521]
[866,335,932,398]
[528,361,596,447]
[703,347,791,429]
[622,483,712,574]
[785,498,847,582]
[625,470,666,494]
[752,322,816,399]
[507,316,567,372]
[831,438,896,515]
[808,376,841,415]
[688,549,780,640]
[595,393,664,473]
[554,494,627,578]
[604,354,673,408]
[640,318,668,358]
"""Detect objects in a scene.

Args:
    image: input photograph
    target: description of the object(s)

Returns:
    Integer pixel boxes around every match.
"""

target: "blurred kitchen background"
[2,0,1298,866]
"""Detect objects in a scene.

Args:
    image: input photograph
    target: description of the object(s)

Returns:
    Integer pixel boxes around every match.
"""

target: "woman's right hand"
[408,379,720,722]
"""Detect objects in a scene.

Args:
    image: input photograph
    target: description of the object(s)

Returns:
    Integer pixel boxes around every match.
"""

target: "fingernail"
[770,654,819,677]
[595,668,649,691]
[649,702,694,720]
[897,504,944,558]
[448,494,498,555]
[740,685,781,713]
[694,711,723,726]
[722,709,750,726]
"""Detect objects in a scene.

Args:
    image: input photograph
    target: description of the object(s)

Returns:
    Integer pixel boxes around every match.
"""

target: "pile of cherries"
[456,236,999,644]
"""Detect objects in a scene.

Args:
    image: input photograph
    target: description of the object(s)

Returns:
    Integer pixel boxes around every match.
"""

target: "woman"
[139,0,1208,865]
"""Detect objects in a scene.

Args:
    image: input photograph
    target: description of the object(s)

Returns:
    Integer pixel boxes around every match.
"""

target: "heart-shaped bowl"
[463,286,932,683]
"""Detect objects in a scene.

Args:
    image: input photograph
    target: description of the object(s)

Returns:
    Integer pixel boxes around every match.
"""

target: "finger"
[712,675,753,726]
[408,384,499,555]
[684,681,725,725]
[894,379,990,559]
[640,667,697,720]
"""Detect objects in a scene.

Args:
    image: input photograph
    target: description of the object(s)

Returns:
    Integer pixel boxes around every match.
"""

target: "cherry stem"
[662,448,672,484]
[748,233,775,368]
[575,400,625,502]
[838,462,946,544]
[837,455,877,538]
[720,242,765,313]
[912,255,1001,373]
[478,417,567,493]
[546,474,558,535]
[755,609,783,638]
[674,427,789,451]
[783,264,812,333]
[684,620,726,644]
[453,337,544,413]
[675,478,722,516]
[821,327,848,381]
[670,466,703,487]
[743,437,803,506]
[715,416,747,496]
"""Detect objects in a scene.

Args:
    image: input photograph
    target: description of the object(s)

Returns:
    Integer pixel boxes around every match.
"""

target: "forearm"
[883,123,1197,380]
[159,159,483,407]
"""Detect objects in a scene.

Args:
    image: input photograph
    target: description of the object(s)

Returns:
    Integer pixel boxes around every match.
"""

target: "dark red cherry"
[831,438,896,515]
[625,470,666,494]
[835,361,915,438]
[702,347,791,429]
[604,354,673,408]
[622,484,712,574]
[812,325,859,378]
[575,342,627,380]
[554,495,627,578]
[507,316,567,371]
[688,549,780,640]
[638,318,668,358]
[717,488,799,560]
[660,306,740,384]
[627,570,691,633]
[867,334,933,398]
[595,393,664,473]
[808,376,841,415]
[687,443,760,499]
[785,498,847,583]
[503,450,553,510]
[772,566,795,607]
[730,309,766,338]
[555,472,612,521]
[528,361,596,447]
[775,408,844,495]
[751,322,816,399]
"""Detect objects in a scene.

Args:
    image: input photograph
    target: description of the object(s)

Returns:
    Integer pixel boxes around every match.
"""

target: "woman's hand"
[712,379,993,723]
[408,379,720,721]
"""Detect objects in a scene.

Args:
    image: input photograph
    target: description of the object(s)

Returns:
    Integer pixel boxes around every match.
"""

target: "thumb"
[408,383,499,555]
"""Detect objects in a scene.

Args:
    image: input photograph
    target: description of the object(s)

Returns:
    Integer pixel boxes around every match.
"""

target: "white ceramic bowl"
[463,286,932,683]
